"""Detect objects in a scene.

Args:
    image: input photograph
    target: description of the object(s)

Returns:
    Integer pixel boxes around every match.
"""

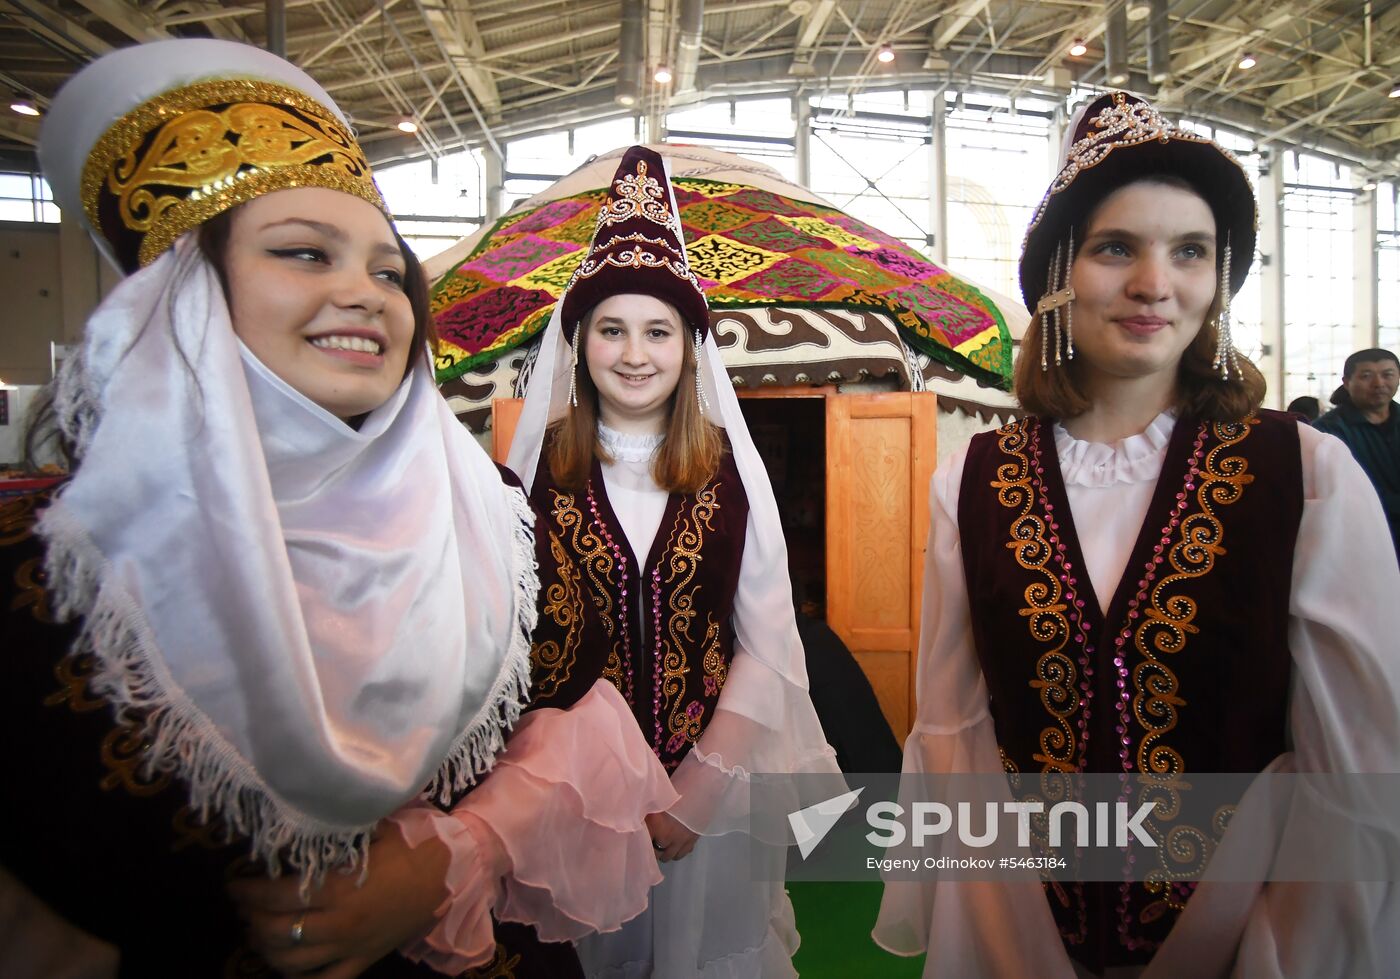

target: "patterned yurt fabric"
[427,146,1027,431]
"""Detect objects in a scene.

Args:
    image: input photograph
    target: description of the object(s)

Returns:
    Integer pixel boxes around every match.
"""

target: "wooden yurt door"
[825,392,937,743]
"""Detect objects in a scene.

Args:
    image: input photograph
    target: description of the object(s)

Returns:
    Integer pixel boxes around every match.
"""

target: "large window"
[667,97,798,182]
[808,91,932,257]
[1380,181,1400,354]
[0,171,58,223]
[945,94,1053,298]
[375,150,485,259]
[1282,151,1355,405]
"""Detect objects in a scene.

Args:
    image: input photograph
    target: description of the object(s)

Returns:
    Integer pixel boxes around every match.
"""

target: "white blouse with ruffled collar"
[596,423,668,563]
[1050,410,1175,611]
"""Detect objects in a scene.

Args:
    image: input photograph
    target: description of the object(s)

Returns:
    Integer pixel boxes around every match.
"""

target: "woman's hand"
[228,821,450,978]
[645,810,699,862]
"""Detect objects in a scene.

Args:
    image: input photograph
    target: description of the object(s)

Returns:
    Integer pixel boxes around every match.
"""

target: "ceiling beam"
[4,0,114,59]
[69,0,168,42]
[1266,1,1400,110]
[933,0,992,52]
[419,0,502,116]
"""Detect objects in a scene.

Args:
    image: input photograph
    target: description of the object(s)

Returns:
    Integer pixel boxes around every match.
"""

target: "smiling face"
[222,187,415,419]
[1068,179,1219,397]
[582,292,687,434]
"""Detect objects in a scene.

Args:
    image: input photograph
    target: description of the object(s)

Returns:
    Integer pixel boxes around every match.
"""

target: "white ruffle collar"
[1052,410,1176,488]
[598,423,664,463]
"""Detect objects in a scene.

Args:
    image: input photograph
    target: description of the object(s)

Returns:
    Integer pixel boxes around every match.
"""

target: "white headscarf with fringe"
[38,234,538,882]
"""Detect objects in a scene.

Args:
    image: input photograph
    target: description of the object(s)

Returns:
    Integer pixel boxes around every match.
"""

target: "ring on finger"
[653,839,665,851]
[290,912,307,946]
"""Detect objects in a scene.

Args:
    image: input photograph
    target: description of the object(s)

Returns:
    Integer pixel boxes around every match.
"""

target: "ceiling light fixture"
[653,64,673,84]
[1069,38,1088,58]
[9,99,40,117]
[1238,52,1256,70]
[876,44,895,64]
[396,117,419,134]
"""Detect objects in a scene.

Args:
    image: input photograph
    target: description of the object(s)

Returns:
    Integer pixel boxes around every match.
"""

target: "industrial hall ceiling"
[1,1,1398,180]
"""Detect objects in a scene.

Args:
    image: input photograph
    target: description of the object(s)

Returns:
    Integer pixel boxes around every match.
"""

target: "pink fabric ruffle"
[390,802,498,974]
[393,679,677,971]
[469,679,677,942]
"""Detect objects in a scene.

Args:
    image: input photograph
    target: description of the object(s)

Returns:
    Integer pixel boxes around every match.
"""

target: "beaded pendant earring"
[1212,232,1240,380]
[567,322,582,408]
[1035,232,1077,371]
[693,328,710,413]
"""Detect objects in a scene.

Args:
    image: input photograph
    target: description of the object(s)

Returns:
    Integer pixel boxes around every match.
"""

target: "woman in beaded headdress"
[506,145,845,978]
[1,39,673,977]
[872,91,1400,977]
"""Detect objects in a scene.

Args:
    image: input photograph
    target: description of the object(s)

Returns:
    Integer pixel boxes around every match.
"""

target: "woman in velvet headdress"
[507,145,844,977]
[873,92,1400,977]
[1,39,670,977]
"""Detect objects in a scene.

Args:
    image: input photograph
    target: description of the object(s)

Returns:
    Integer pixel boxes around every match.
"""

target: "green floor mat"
[788,880,926,978]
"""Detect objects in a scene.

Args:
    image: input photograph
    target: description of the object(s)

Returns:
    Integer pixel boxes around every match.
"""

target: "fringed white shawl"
[38,236,538,882]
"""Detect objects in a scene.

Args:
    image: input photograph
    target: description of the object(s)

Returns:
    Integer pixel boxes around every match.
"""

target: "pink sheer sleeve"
[391,679,677,973]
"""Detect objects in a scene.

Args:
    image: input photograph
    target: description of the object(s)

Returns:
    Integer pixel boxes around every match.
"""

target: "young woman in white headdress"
[873,91,1400,978]
[506,145,844,978]
[1,39,672,978]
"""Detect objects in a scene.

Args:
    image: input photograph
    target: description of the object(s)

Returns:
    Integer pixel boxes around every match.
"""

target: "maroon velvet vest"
[956,411,1303,972]
[532,449,749,772]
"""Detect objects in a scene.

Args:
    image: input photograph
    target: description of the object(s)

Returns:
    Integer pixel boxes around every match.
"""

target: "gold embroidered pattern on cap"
[80,79,385,267]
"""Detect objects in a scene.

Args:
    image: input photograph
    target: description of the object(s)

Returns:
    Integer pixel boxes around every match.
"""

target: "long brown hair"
[1014,176,1266,423]
[545,311,723,494]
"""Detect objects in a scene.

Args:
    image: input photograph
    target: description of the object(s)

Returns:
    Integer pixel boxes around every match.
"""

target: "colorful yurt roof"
[425,145,1027,431]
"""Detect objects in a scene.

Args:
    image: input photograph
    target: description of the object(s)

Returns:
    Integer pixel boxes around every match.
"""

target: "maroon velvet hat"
[559,145,710,342]
[1019,91,1257,316]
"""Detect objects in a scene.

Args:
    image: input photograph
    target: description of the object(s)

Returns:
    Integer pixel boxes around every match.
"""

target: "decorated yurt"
[426,145,1027,740]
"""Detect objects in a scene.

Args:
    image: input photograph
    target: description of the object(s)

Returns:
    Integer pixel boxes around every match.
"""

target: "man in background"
[1315,348,1400,565]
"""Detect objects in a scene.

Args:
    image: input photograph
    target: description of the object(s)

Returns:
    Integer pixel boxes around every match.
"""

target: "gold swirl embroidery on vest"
[13,555,55,624]
[1,493,41,546]
[550,488,625,694]
[992,420,1078,771]
[549,489,615,629]
[1132,420,1253,777]
[661,484,719,747]
[171,803,234,853]
[464,943,522,979]
[531,529,583,698]
[99,718,172,796]
[700,612,728,697]
[44,649,108,713]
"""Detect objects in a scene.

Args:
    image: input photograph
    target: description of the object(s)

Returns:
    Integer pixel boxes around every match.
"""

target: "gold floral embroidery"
[12,556,54,623]
[991,420,1078,771]
[661,484,720,747]
[465,943,522,979]
[700,612,727,697]
[1,494,41,546]
[530,529,582,698]
[1133,421,1253,776]
[43,649,107,713]
[98,717,171,797]
[171,804,233,853]
[549,488,630,696]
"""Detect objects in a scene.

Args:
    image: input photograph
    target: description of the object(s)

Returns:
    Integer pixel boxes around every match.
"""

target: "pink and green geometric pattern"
[430,178,1012,387]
